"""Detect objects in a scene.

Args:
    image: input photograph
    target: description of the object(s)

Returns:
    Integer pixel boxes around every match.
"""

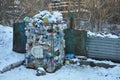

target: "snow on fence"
[87,37,120,62]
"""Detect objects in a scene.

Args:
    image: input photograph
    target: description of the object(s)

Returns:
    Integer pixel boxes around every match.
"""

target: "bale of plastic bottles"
[24,10,67,73]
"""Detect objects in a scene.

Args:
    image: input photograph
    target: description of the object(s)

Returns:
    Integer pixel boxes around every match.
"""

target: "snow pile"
[87,31,119,38]
[0,25,24,72]
[0,25,13,65]
[0,25,12,50]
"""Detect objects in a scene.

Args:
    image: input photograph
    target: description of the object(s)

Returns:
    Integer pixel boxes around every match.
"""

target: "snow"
[87,31,119,38]
[1,65,120,80]
[87,58,118,65]
[0,25,24,72]
[0,24,120,80]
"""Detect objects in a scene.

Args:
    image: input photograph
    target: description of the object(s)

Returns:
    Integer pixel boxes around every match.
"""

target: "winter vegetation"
[0,0,120,35]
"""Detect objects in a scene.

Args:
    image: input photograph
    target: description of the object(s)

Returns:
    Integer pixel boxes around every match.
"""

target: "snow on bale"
[24,10,67,74]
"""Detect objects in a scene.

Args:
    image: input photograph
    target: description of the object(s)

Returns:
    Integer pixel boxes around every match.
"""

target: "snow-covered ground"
[0,25,24,72]
[1,64,120,80]
[0,24,120,80]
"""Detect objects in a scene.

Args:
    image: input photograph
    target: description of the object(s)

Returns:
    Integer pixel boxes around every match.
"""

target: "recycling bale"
[13,22,26,53]
[24,10,67,73]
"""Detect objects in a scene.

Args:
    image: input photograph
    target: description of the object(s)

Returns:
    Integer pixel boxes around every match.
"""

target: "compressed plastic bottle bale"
[25,10,66,73]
